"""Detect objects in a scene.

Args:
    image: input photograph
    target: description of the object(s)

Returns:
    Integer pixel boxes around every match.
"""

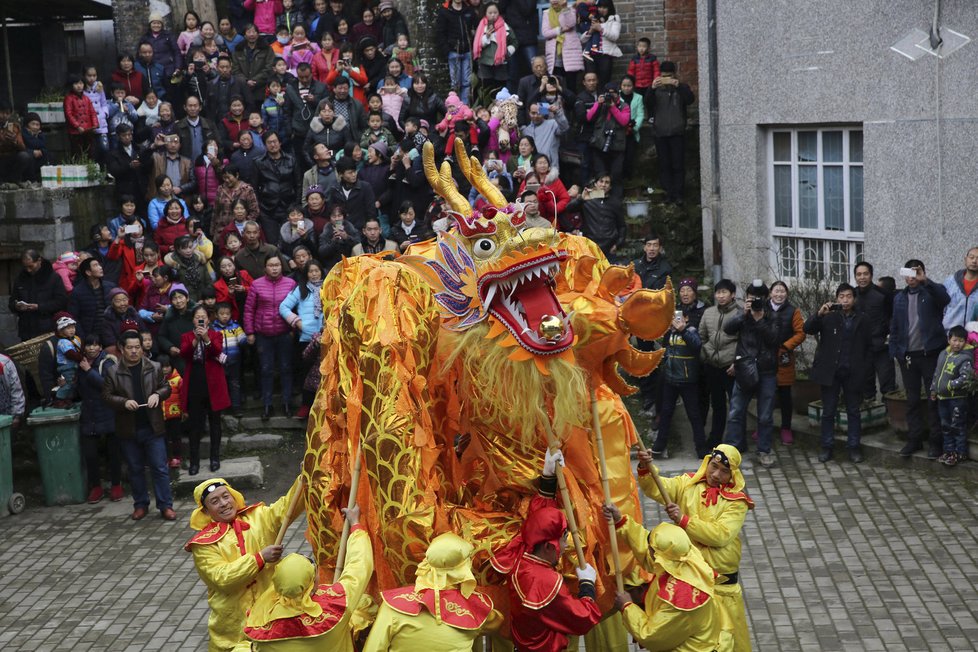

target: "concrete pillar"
[396,0,450,91]
[113,0,151,59]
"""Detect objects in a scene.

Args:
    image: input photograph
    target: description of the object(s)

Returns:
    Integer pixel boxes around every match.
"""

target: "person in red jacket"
[154,199,189,255]
[64,74,99,157]
[180,304,231,476]
[518,153,571,225]
[489,449,603,652]
[626,37,660,116]
[111,53,146,105]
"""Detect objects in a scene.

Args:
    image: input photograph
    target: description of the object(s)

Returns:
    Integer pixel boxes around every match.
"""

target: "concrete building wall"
[697,0,978,285]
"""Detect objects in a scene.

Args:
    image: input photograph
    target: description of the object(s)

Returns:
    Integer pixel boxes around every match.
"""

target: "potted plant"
[27,88,65,124]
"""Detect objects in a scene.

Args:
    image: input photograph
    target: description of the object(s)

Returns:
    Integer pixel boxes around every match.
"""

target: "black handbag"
[734,355,760,391]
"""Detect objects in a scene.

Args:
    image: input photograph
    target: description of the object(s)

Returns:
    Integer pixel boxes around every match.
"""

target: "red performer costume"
[490,450,604,651]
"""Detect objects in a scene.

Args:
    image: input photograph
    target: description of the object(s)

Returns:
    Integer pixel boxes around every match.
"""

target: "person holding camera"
[649,61,694,205]
[804,283,873,463]
[180,304,230,475]
[585,82,630,200]
[565,173,623,258]
[722,280,781,467]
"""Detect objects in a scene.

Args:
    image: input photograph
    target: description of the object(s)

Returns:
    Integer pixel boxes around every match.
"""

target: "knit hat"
[168,284,189,299]
[58,251,80,264]
[55,312,76,331]
[304,184,325,200]
[678,277,697,291]
[120,319,141,334]
[419,119,430,130]
[604,81,619,92]
[149,12,164,25]
[108,287,129,300]
[660,61,677,73]
[369,141,389,159]
[378,0,394,11]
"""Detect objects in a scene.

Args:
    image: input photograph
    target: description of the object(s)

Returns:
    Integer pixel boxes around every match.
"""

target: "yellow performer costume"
[616,521,731,652]
[302,138,675,618]
[362,532,502,651]
[234,523,373,651]
[638,445,754,651]
[185,477,304,652]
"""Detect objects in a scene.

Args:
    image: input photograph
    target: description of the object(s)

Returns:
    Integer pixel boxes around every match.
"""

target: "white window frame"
[767,126,864,281]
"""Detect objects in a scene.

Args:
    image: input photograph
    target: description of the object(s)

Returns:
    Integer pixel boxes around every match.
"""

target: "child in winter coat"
[359,110,396,150]
[107,84,138,149]
[282,24,320,75]
[388,33,419,77]
[378,76,408,132]
[932,325,975,466]
[261,80,288,144]
[53,312,83,406]
[64,74,99,157]
[158,353,185,467]
[211,302,246,417]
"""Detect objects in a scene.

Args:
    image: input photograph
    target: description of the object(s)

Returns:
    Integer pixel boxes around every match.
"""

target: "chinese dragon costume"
[302,139,674,620]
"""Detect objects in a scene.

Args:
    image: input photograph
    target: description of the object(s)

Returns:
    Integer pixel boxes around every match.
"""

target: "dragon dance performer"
[635,444,754,651]
[185,476,304,652]
[489,449,604,652]
[603,511,732,652]
[362,531,501,651]
[231,506,372,651]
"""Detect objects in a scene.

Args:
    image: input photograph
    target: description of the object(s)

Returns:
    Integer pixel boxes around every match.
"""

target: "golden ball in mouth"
[538,314,564,342]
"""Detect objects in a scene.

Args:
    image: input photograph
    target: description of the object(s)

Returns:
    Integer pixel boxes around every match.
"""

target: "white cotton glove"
[576,563,597,583]
[543,448,565,476]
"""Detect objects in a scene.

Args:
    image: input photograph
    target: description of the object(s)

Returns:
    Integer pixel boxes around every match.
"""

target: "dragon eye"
[473,238,497,258]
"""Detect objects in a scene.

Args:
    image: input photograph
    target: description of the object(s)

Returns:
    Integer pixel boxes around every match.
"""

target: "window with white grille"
[768,128,864,281]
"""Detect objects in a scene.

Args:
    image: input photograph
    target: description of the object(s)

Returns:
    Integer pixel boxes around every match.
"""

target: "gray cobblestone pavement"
[2,444,977,650]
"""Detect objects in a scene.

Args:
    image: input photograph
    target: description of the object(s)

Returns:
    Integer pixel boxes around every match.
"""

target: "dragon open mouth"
[479,254,574,354]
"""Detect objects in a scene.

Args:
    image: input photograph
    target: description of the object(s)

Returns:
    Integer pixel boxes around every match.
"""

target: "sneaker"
[780,428,794,445]
[757,451,776,467]
[168,457,181,469]
[750,430,758,442]
[943,453,958,467]
[87,486,104,504]
[582,52,594,62]
[109,484,124,502]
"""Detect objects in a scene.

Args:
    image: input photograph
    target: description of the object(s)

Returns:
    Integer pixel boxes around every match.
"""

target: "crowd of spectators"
[0,0,698,521]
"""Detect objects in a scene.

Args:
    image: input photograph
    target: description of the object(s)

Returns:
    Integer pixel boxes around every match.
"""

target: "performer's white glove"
[576,563,597,583]
[543,448,565,476]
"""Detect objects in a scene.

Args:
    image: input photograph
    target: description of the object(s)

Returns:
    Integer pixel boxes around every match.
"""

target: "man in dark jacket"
[254,132,301,245]
[103,330,173,521]
[231,25,276,109]
[804,283,873,463]
[853,261,895,401]
[435,0,477,105]
[175,95,219,163]
[326,156,377,229]
[209,57,250,123]
[104,124,145,204]
[568,173,624,257]
[317,212,358,271]
[9,250,68,342]
[650,310,708,458]
[68,258,118,343]
[573,72,601,188]
[723,280,781,467]
[284,63,329,165]
[649,61,694,205]
[889,259,951,458]
[634,234,672,291]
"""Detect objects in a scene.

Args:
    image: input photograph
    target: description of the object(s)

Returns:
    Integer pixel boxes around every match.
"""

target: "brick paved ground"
[2,443,976,650]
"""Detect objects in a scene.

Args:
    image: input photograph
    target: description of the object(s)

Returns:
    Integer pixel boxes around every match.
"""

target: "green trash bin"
[28,405,85,506]
[0,415,26,516]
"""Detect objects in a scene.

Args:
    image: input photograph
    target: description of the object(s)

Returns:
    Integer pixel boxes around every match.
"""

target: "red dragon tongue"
[516,276,563,333]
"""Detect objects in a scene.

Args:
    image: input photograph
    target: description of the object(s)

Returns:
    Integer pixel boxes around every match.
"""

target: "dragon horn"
[423,140,471,217]
[454,138,508,209]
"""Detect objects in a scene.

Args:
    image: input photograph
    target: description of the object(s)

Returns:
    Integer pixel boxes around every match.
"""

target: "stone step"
[180,432,285,452]
[173,456,264,495]
[237,415,309,432]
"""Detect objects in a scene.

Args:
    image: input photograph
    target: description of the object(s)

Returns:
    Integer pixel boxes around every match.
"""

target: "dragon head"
[401,140,573,357]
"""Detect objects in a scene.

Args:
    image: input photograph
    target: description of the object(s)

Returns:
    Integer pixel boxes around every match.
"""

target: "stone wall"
[0,186,116,347]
